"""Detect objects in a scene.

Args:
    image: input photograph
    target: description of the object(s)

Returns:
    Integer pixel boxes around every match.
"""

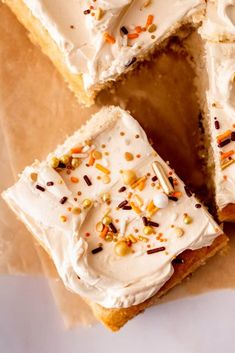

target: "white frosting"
[2,106,222,308]
[200,0,235,40]
[22,0,205,92]
[205,42,235,209]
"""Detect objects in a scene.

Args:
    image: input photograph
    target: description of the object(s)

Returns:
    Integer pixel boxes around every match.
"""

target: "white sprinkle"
[72,153,88,158]
[153,192,169,209]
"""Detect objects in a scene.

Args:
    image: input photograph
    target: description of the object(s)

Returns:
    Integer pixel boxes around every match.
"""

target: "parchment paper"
[0,3,234,328]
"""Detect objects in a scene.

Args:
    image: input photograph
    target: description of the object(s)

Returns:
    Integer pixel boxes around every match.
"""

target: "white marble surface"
[0,276,234,353]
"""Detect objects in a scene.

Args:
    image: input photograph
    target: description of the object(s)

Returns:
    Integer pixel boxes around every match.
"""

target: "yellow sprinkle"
[131,176,147,189]
[95,163,110,174]
[102,175,111,184]
[30,172,38,182]
[138,180,146,191]
[138,235,149,242]
[147,207,159,217]
[133,194,143,207]
[146,200,155,212]
[60,215,67,223]
[221,159,235,170]
[128,234,137,243]
[130,201,142,214]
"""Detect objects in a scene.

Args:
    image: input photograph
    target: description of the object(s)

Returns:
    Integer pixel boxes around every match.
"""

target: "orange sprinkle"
[138,180,146,191]
[71,146,83,154]
[135,26,142,33]
[104,32,116,44]
[88,151,95,166]
[172,191,182,198]
[216,129,231,143]
[95,163,110,174]
[147,200,155,212]
[146,14,154,28]
[223,175,228,181]
[100,225,109,239]
[67,207,72,212]
[220,150,234,160]
[70,176,79,183]
[128,33,139,39]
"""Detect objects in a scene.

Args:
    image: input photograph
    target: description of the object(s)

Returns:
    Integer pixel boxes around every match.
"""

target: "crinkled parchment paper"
[0,3,234,328]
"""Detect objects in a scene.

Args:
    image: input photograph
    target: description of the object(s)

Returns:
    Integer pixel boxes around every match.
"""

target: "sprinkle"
[218,138,231,148]
[214,120,220,129]
[174,227,184,237]
[131,176,147,189]
[217,130,231,143]
[144,226,153,235]
[83,175,92,186]
[95,163,110,174]
[152,161,174,195]
[30,172,38,182]
[118,186,126,192]
[46,181,54,186]
[124,152,134,161]
[152,175,158,182]
[120,26,128,35]
[60,196,68,204]
[148,24,157,33]
[138,235,149,242]
[138,180,146,191]
[100,225,109,239]
[120,218,127,235]
[60,215,67,223]
[128,33,139,39]
[146,14,154,28]
[183,214,192,224]
[36,184,45,192]
[88,151,95,166]
[148,221,159,227]
[168,196,178,202]
[91,246,103,254]
[70,176,79,183]
[71,158,80,169]
[102,175,111,184]
[221,150,234,160]
[221,159,235,170]
[104,32,116,44]
[232,132,235,141]
[83,9,90,15]
[130,202,142,214]
[70,146,83,154]
[50,157,60,169]
[153,193,169,208]
[133,194,143,207]
[72,153,88,158]
[147,200,156,212]
[92,150,102,160]
[128,234,137,243]
[142,216,148,226]
[72,207,81,215]
[82,199,92,209]
[184,185,192,197]
[109,222,117,233]
[168,176,174,188]
[195,203,201,208]
[147,246,165,255]
[95,8,104,21]
[118,200,128,208]
[122,205,132,210]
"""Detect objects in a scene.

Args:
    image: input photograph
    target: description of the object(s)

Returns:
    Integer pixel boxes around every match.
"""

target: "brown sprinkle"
[147,246,166,255]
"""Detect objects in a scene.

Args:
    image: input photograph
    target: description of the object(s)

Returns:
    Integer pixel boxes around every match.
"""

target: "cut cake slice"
[3,0,206,105]
[2,106,228,330]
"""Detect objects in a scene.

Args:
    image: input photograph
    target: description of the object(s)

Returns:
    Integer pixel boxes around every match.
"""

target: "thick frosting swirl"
[22,0,205,91]
[3,107,222,308]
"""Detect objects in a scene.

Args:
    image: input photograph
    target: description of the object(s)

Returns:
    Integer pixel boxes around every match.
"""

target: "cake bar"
[2,106,228,330]
[3,0,206,105]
